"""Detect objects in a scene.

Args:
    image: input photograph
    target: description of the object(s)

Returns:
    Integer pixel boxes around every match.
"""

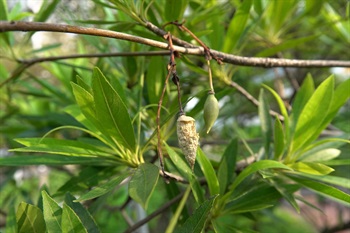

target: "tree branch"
[1,21,350,68]
[122,191,185,233]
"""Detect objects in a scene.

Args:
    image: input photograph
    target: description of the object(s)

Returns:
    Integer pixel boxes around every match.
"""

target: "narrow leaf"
[0,0,8,20]
[230,160,292,192]
[293,173,350,189]
[263,84,290,143]
[0,155,111,166]
[6,205,17,233]
[165,186,191,233]
[299,148,341,162]
[12,138,112,157]
[175,195,218,233]
[16,202,46,233]
[274,118,285,159]
[291,74,315,129]
[61,204,87,233]
[165,0,188,22]
[217,139,238,195]
[223,0,253,52]
[287,175,350,205]
[146,56,165,104]
[42,191,62,233]
[77,172,130,202]
[259,89,272,156]
[292,76,334,152]
[307,78,350,144]
[226,186,280,214]
[288,162,334,175]
[92,67,136,152]
[197,148,220,195]
[34,0,60,22]
[65,193,100,233]
[323,159,350,166]
[165,144,205,204]
[128,163,159,209]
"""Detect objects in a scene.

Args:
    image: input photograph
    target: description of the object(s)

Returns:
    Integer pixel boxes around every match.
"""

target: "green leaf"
[92,67,136,152]
[0,0,8,21]
[6,205,17,233]
[226,185,281,214]
[165,0,188,22]
[272,178,301,213]
[267,0,297,34]
[146,56,165,104]
[256,36,318,57]
[229,160,292,192]
[0,155,111,166]
[175,195,218,233]
[12,138,112,157]
[217,139,238,195]
[223,0,253,52]
[302,137,349,156]
[287,175,350,205]
[34,0,60,22]
[307,78,350,144]
[288,162,334,175]
[263,84,290,143]
[293,173,350,189]
[128,163,159,209]
[0,0,10,45]
[16,202,46,233]
[76,75,92,94]
[42,191,62,233]
[165,186,191,233]
[71,82,116,149]
[305,0,324,15]
[274,117,285,159]
[71,82,96,121]
[61,204,87,233]
[323,159,350,166]
[259,89,272,156]
[291,76,334,152]
[76,172,130,202]
[56,167,114,196]
[197,148,220,195]
[291,74,315,129]
[64,105,101,135]
[65,193,100,233]
[299,148,341,162]
[165,144,205,204]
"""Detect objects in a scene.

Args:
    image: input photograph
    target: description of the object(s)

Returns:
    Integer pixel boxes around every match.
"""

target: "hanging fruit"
[177,114,199,170]
[203,91,219,133]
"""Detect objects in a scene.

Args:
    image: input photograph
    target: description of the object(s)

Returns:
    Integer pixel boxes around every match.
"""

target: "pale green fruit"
[203,93,219,134]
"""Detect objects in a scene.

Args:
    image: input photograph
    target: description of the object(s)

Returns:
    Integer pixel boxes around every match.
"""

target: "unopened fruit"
[203,93,219,133]
[177,115,199,170]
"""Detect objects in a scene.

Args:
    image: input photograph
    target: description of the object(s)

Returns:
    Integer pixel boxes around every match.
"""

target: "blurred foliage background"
[0,0,349,232]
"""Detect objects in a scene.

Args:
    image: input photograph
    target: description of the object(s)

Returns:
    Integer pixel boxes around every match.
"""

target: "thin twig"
[0,51,170,87]
[146,21,195,48]
[156,68,172,182]
[165,21,222,64]
[229,80,284,121]
[156,33,178,181]
[122,191,185,233]
[1,21,349,68]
